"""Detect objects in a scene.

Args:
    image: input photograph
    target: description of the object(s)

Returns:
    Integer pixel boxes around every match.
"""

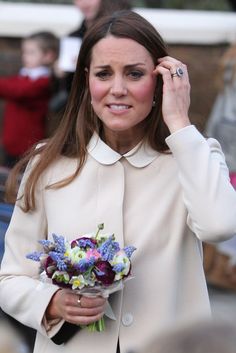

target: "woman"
[1,10,236,353]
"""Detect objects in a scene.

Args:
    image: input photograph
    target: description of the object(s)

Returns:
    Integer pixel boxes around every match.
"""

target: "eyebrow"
[93,63,146,69]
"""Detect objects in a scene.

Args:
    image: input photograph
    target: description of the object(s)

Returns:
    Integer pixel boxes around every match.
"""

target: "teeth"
[109,105,129,111]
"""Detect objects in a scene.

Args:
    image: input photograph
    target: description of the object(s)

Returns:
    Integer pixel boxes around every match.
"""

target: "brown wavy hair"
[6,10,169,211]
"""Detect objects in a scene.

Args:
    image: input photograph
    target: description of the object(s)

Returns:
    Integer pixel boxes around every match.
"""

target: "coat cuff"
[165,125,206,154]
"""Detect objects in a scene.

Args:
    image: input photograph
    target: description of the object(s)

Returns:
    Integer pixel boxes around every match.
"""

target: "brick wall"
[169,43,228,130]
[0,36,228,137]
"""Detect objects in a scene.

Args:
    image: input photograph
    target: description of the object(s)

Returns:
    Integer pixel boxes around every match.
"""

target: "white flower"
[69,275,86,289]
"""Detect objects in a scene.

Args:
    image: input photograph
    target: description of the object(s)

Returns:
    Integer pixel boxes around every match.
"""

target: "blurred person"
[64,0,132,72]
[70,0,132,48]
[1,10,236,353]
[0,31,59,168]
[205,44,236,179]
[51,0,132,113]
[134,319,236,353]
[204,44,236,291]
[0,316,29,353]
[0,31,59,350]
[94,0,132,18]
[228,0,236,11]
[144,0,163,8]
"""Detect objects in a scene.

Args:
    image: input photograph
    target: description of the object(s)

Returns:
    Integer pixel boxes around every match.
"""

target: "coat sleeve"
[0,162,63,338]
[165,125,236,242]
[0,76,50,100]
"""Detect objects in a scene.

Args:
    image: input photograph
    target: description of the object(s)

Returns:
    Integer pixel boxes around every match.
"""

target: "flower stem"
[95,223,104,238]
[87,317,105,332]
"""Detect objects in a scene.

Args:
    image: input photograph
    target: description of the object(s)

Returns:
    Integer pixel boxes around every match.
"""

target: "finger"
[154,66,190,109]
[66,304,105,318]
[59,291,81,307]
[158,57,183,76]
[157,57,188,78]
[154,65,174,87]
[63,292,105,308]
[158,56,182,66]
[78,312,105,326]
[158,61,187,78]
[80,296,106,308]
[67,312,105,326]
[154,64,189,89]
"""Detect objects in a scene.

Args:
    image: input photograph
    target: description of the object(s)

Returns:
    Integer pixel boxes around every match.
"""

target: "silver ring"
[171,67,184,78]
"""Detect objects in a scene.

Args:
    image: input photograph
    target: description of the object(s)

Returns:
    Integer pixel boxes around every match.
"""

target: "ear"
[43,50,57,66]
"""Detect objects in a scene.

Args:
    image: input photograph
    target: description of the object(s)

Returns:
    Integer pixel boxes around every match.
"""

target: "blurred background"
[0,0,236,135]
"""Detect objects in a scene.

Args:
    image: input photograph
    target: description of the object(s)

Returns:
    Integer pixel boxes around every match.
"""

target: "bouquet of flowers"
[26,223,136,332]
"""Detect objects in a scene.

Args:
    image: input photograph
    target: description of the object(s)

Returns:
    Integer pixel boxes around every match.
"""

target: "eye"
[128,70,144,80]
[95,70,111,80]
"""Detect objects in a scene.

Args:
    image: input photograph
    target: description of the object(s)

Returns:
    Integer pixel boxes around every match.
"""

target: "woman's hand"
[153,56,191,134]
[46,289,106,326]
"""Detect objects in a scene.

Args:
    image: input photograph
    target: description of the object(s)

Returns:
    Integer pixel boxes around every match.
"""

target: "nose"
[110,76,127,97]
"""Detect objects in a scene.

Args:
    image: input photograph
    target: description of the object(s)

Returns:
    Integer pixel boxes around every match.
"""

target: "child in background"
[0,31,59,168]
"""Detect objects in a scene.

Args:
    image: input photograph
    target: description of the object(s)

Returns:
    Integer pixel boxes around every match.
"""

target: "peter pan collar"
[87,133,159,168]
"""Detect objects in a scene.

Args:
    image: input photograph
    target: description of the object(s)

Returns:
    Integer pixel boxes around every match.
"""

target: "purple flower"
[78,257,95,272]
[94,261,115,286]
[44,256,56,278]
[52,234,66,254]
[49,251,67,271]
[26,251,43,261]
[98,237,120,261]
[123,246,136,258]
[113,263,125,273]
[38,239,55,252]
[71,237,97,249]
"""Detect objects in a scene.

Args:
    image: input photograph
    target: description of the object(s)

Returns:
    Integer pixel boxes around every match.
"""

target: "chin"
[107,124,131,132]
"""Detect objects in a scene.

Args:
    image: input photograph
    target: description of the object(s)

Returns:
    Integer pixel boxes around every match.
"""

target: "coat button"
[122,312,133,326]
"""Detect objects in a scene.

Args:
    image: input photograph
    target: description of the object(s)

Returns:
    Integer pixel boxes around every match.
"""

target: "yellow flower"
[69,275,86,290]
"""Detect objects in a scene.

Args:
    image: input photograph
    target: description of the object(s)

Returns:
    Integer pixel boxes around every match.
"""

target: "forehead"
[22,39,41,51]
[74,0,100,8]
[90,35,153,66]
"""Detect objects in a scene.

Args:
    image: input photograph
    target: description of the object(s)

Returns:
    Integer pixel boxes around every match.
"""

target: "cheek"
[89,79,107,102]
[132,81,156,103]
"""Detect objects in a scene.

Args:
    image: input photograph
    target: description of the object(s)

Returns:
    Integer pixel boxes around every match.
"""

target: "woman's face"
[88,35,157,141]
[74,0,101,22]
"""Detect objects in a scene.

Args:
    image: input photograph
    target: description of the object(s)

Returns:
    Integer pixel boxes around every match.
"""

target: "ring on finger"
[171,67,184,78]
[77,295,82,307]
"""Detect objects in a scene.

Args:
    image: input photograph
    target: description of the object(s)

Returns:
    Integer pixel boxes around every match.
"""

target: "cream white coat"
[1,125,236,353]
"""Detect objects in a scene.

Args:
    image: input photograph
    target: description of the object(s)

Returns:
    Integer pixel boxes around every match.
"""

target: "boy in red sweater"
[0,31,59,168]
